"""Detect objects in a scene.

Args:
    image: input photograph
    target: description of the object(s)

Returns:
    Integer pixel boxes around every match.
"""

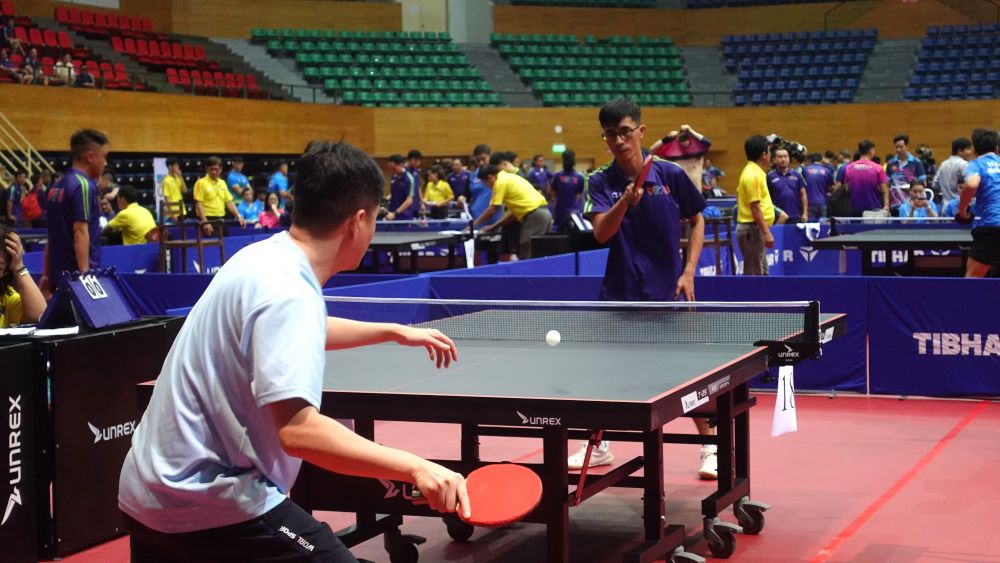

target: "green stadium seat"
[303,67,320,81]
[266,40,283,54]
[323,79,339,92]
[278,29,295,40]
[342,90,358,104]
[284,40,300,53]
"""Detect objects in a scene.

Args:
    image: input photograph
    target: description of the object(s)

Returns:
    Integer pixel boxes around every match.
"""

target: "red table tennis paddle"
[633,153,655,196]
[409,463,542,527]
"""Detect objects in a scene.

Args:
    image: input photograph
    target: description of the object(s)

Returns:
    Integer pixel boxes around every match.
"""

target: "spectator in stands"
[550,149,585,230]
[898,180,938,223]
[933,137,973,206]
[18,61,40,85]
[22,47,39,72]
[161,157,187,219]
[650,124,712,191]
[0,48,18,79]
[268,162,291,208]
[5,170,29,226]
[51,53,75,86]
[915,144,936,180]
[257,192,284,229]
[422,165,453,218]
[844,140,890,217]
[74,65,95,88]
[701,156,724,194]
[194,156,246,236]
[0,227,46,329]
[237,187,263,225]
[803,153,834,219]
[104,185,156,245]
[736,135,775,276]
[1,19,23,55]
[469,144,490,177]
[447,158,471,204]
[384,154,420,221]
[886,133,927,191]
[473,152,552,259]
[42,128,110,295]
[527,154,552,196]
[767,146,808,223]
[226,157,250,200]
[517,159,531,180]
[957,128,1000,278]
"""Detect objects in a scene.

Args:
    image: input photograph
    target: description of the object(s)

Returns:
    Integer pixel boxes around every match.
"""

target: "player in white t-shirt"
[119,141,469,562]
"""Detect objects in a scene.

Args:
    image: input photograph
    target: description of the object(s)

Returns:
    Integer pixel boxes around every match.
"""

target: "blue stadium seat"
[838,89,852,102]
[823,89,838,102]
[787,79,801,90]
[794,91,808,104]
[734,93,747,106]
[809,91,822,103]
[780,91,793,104]
[802,78,815,89]
[982,84,995,97]
[830,77,843,89]
[764,92,778,105]
[816,78,829,89]
[904,87,918,100]
[750,92,763,105]
[967,84,982,99]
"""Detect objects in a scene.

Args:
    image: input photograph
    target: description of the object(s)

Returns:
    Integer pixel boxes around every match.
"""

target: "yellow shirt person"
[193,175,232,218]
[162,173,187,217]
[736,161,775,225]
[108,202,157,245]
[423,179,454,205]
[490,170,548,220]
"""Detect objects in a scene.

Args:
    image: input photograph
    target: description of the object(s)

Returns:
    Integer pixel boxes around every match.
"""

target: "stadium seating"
[904,24,1000,102]
[253,28,501,107]
[688,0,830,7]
[510,0,654,7]
[55,6,154,39]
[491,33,691,107]
[724,29,876,106]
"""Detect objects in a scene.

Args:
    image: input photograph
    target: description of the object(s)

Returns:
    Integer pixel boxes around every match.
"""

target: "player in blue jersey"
[957,128,1000,277]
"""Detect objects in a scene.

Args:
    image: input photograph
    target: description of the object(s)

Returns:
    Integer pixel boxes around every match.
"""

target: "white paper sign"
[771,366,797,437]
[464,237,475,269]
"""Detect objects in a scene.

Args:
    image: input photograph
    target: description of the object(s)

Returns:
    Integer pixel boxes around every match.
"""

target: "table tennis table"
[812,228,973,276]
[292,298,847,563]
[365,232,464,273]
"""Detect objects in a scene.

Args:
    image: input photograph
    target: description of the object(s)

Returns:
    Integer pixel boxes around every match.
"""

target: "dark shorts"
[970,227,1000,266]
[124,499,358,563]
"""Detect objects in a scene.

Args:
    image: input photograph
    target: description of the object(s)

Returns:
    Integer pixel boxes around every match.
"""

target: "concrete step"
[211,38,329,104]
[460,43,536,107]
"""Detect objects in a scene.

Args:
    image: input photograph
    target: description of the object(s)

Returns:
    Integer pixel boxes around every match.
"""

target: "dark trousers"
[124,499,358,562]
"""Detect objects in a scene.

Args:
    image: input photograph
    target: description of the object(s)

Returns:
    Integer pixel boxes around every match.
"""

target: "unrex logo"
[913,332,1000,356]
[4,395,24,527]
[516,411,562,427]
[88,420,138,444]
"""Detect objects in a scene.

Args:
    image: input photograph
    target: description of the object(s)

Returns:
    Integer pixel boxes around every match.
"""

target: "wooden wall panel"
[169,0,401,39]
[1,85,374,154]
[7,85,999,194]
[16,0,175,31]
[494,0,981,45]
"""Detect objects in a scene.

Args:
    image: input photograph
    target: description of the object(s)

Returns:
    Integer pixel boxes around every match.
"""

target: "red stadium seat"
[106,14,119,30]
[56,7,70,23]
[14,26,27,44]
[58,31,72,49]
[67,8,81,26]
[28,28,43,47]
[193,45,206,61]
[166,67,177,77]
[141,18,153,32]
[99,61,112,72]
[171,42,183,61]
[41,56,53,66]
[131,16,144,32]
[80,10,95,33]
[112,35,124,52]
[125,37,138,55]
[85,60,98,71]
[1,1,14,16]
[212,71,223,81]
[114,62,126,72]
[93,12,108,35]
[43,29,58,47]
[183,44,196,61]
[10,53,22,65]
[159,41,171,58]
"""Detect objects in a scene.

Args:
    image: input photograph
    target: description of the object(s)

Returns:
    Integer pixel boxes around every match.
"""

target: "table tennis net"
[324,297,820,345]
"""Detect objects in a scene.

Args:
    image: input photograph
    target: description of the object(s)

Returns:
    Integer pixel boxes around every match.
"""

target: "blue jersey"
[45,167,101,276]
[527,166,553,191]
[766,168,807,219]
[237,199,264,222]
[584,156,706,301]
[447,170,471,200]
[965,153,1000,228]
[226,170,250,197]
[802,163,833,206]
[268,171,289,205]
[468,176,501,224]
[550,170,585,224]
[388,171,420,219]
[898,199,939,221]
[886,153,927,187]
[6,182,26,222]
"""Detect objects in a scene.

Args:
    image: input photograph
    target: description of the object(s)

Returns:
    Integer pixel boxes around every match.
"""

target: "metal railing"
[0,109,55,179]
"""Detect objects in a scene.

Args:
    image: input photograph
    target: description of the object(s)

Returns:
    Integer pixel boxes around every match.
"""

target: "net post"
[805,301,820,344]
[830,217,839,236]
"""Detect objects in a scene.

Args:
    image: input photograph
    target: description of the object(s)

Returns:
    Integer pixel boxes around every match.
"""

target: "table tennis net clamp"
[753,300,822,382]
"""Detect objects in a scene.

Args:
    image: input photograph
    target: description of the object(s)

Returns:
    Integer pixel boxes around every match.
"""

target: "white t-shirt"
[119,231,326,533]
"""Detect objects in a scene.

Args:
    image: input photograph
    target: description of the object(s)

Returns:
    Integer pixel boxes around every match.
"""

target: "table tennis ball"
[545,330,561,347]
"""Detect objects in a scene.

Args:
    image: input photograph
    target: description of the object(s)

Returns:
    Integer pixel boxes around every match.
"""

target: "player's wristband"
[15,266,29,277]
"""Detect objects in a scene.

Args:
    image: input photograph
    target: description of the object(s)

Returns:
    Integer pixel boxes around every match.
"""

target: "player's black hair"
[951,137,972,155]
[205,156,223,168]
[489,152,514,166]
[972,128,999,155]
[477,164,501,180]
[810,153,823,163]
[407,149,422,160]
[858,139,876,156]
[532,154,544,163]
[118,184,138,204]
[839,148,851,159]
[598,97,641,128]
[562,149,576,172]
[165,157,179,168]
[824,150,836,160]
[231,157,243,164]
[770,144,789,159]
[744,135,769,161]
[388,154,405,165]
[472,144,490,157]
[872,155,882,165]
[14,169,26,178]
[892,133,909,146]
[70,128,109,161]
[426,164,445,180]
[292,141,383,235]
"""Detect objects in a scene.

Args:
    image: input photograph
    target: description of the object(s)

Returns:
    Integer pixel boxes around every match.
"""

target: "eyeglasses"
[601,124,641,142]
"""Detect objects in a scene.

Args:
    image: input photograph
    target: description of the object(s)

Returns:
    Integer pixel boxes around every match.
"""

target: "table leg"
[542,427,570,563]
[642,428,665,540]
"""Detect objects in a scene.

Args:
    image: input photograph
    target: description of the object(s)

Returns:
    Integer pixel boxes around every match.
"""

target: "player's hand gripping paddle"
[634,153,655,193]
[955,209,975,225]
[409,464,542,527]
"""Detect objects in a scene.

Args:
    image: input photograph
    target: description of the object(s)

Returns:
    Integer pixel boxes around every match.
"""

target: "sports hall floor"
[59,394,1000,563]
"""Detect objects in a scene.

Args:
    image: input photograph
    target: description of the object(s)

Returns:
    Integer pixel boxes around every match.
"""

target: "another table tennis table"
[812,228,972,276]
[365,232,464,273]
[292,300,847,563]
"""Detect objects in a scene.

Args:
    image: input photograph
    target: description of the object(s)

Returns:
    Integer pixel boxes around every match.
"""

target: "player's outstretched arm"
[268,398,471,517]
[325,317,458,367]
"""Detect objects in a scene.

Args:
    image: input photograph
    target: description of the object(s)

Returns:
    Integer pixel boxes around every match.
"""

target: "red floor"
[56,395,1000,563]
